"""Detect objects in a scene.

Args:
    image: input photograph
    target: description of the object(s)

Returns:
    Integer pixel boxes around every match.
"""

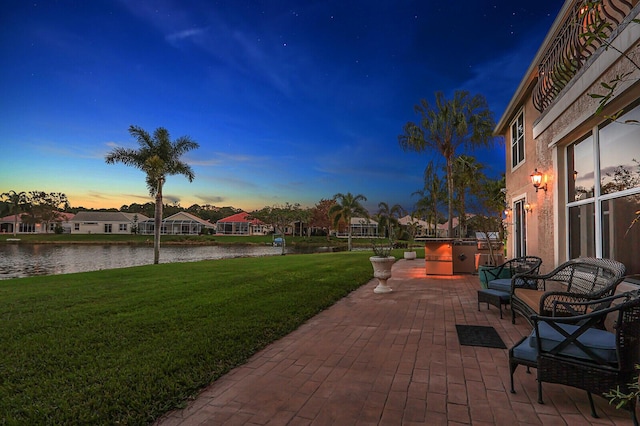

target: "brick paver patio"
[156,259,633,425]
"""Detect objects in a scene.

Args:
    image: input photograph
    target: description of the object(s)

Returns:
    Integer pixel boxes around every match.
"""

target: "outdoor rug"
[455,324,507,349]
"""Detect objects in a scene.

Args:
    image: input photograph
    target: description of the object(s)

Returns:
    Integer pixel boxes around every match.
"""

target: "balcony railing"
[532,0,636,112]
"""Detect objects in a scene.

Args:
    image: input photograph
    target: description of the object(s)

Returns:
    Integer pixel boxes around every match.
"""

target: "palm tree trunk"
[446,158,454,238]
[154,180,164,265]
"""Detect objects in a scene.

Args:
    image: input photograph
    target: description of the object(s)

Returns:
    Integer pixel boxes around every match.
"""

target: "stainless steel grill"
[475,232,502,251]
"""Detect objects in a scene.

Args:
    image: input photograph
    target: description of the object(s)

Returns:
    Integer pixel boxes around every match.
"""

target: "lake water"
[0,243,304,279]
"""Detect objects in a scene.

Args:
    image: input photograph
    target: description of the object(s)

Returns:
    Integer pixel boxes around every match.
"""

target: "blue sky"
[0,1,563,212]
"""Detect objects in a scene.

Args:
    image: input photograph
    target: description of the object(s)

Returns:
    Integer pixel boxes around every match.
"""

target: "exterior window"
[513,199,527,257]
[104,224,112,233]
[567,134,594,201]
[510,111,525,168]
[599,114,640,195]
[119,224,127,231]
[74,223,80,231]
[568,204,595,258]
[19,223,35,233]
[566,104,640,274]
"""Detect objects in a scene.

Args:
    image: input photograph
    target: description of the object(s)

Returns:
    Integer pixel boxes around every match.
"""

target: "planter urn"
[370,256,395,293]
[403,251,417,260]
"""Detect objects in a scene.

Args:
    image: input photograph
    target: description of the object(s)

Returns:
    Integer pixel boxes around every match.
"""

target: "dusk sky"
[1,1,564,212]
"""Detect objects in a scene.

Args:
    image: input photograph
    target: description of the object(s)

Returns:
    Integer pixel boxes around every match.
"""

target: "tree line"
[2,89,506,263]
[0,190,70,236]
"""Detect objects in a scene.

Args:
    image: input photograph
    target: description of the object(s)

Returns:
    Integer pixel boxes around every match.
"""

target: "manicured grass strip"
[0,251,396,424]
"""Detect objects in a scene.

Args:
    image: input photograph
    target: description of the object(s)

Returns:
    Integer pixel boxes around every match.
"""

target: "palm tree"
[376,202,404,239]
[412,161,446,237]
[452,155,484,238]
[328,192,368,251]
[472,174,506,264]
[1,190,28,236]
[105,125,199,264]
[398,90,495,238]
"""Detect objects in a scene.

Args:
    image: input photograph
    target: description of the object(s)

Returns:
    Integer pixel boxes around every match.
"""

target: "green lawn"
[0,250,408,424]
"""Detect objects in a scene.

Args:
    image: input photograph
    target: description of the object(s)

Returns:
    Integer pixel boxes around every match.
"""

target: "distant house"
[71,211,149,234]
[138,212,214,235]
[334,217,379,238]
[398,215,445,238]
[0,212,75,234]
[215,212,271,235]
[442,214,477,239]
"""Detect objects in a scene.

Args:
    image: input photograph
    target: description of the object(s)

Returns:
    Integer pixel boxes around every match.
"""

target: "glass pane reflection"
[600,105,640,195]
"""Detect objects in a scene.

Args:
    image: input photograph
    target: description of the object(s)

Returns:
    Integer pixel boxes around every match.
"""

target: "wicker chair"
[479,256,543,292]
[477,256,543,318]
[510,257,626,325]
[521,291,640,425]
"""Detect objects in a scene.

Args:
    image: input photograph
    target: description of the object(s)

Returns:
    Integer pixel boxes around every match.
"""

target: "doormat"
[455,325,506,349]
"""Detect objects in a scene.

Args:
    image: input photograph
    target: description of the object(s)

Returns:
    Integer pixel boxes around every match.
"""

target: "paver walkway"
[156,259,633,425]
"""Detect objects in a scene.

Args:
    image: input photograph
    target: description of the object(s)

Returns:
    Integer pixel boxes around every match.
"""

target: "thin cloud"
[166,27,208,45]
[195,194,225,204]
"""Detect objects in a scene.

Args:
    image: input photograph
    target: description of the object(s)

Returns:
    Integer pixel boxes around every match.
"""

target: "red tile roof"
[217,212,263,224]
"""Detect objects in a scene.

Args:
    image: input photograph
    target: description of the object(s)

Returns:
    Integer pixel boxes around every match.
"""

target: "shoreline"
[1,235,352,249]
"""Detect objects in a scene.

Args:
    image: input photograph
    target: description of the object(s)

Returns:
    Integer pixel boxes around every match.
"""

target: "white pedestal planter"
[403,251,417,260]
[370,256,395,293]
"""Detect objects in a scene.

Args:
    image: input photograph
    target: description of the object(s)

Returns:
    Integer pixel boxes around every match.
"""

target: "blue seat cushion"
[479,288,510,301]
[529,322,617,363]
[488,278,512,292]
[512,338,538,362]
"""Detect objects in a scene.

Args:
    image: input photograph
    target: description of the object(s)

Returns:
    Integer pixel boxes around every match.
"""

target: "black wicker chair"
[477,256,543,318]
[479,256,543,292]
[510,257,626,325]
[528,291,640,425]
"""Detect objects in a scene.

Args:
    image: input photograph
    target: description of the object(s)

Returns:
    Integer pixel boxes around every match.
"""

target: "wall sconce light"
[524,203,533,213]
[530,169,548,192]
[504,206,512,216]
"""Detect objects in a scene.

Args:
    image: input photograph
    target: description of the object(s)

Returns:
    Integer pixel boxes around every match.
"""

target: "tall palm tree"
[399,90,495,238]
[105,125,199,264]
[472,174,506,264]
[422,161,446,236]
[452,155,484,237]
[328,192,368,251]
[376,202,404,239]
[1,190,28,236]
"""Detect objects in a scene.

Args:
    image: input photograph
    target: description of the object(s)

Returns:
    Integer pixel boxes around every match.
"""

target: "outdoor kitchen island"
[423,239,479,275]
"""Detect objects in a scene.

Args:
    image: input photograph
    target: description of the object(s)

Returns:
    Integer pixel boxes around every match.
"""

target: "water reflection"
[0,244,295,279]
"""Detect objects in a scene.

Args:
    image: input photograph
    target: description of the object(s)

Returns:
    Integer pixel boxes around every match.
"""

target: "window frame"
[565,104,640,266]
[510,109,525,170]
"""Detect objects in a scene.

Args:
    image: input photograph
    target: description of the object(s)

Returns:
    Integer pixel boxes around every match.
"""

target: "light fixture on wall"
[530,169,548,192]
[504,206,512,216]
[524,203,533,214]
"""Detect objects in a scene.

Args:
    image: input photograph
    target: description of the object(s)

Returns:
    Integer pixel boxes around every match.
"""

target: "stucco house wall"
[496,0,640,274]
[70,211,149,234]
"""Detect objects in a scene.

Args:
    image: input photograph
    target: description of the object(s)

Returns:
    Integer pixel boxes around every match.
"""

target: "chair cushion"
[529,322,617,363]
[478,288,510,301]
[513,288,544,313]
[488,278,512,292]
[478,266,511,289]
[512,338,538,362]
